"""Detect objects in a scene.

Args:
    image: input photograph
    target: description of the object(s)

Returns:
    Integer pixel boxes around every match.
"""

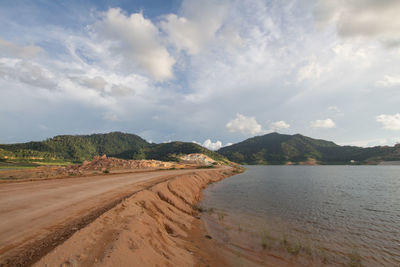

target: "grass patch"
[103,169,110,174]
[303,242,313,256]
[196,165,215,169]
[319,248,328,264]
[0,159,72,169]
[260,230,275,250]
[278,235,304,255]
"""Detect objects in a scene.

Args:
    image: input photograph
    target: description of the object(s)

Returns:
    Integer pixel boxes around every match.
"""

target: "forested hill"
[218,132,400,165]
[0,132,227,163]
[2,132,400,165]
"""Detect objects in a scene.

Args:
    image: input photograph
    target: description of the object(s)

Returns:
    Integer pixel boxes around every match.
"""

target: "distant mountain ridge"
[1,132,400,165]
[218,132,400,165]
[0,132,227,163]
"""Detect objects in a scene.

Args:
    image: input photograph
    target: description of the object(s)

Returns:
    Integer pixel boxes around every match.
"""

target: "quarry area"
[0,153,218,181]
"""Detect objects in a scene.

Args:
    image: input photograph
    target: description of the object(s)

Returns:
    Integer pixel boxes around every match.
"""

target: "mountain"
[115,141,229,163]
[0,132,228,163]
[2,132,399,166]
[218,132,400,165]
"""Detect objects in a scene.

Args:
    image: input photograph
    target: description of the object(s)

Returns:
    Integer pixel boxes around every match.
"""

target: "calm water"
[201,166,400,266]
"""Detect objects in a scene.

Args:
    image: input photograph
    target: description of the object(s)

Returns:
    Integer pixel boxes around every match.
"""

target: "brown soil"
[29,167,238,267]
[0,155,193,182]
[0,166,234,266]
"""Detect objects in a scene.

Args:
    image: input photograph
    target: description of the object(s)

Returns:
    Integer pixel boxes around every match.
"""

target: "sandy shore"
[24,167,239,267]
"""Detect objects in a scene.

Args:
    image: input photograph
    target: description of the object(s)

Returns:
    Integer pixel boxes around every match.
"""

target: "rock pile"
[54,155,182,176]
[179,153,216,166]
[79,155,176,171]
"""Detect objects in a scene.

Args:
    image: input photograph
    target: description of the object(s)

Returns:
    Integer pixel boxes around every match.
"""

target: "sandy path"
[0,169,211,266]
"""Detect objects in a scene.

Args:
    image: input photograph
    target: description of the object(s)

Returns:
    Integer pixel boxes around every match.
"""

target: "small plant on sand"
[281,234,289,247]
[217,212,225,221]
[260,230,274,250]
[103,169,109,174]
[261,237,270,249]
[348,250,362,267]
[303,242,313,256]
[319,248,328,264]
[280,234,301,255]
[289,242,302,255]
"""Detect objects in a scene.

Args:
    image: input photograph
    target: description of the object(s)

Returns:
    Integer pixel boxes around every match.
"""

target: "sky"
[0,0,400,149]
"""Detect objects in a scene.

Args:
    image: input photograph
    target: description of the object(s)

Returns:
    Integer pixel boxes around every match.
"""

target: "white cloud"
[376,75,400,87]
[0,38,43,59]
[226,113,264,135]
[0,59,56,90]
[160,0,228,54]
[111,84,134,96]
[297,60,323,82]
[270,120,290,131]
[311,118,336,129]
[94,8,175,80]
[1,1,400,147]
[314,0,400,47]
[78,76,107,90]
[376,114,400,130]
[193,139,232,150]
[202,139,223,151]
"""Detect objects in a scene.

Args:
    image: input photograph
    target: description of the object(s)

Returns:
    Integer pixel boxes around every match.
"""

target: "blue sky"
[1,0,400,149]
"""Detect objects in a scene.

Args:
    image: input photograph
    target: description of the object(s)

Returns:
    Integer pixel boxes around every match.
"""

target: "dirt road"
[0,168,211,266]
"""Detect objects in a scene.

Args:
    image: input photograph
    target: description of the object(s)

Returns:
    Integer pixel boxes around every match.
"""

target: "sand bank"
[32,167,240,267]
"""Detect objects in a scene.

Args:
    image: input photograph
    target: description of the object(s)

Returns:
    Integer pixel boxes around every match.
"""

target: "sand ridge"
[33,167,236,267]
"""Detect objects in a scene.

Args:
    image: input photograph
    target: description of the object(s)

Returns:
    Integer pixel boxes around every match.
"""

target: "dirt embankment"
[0,155,192,181]
[33,167,237,267]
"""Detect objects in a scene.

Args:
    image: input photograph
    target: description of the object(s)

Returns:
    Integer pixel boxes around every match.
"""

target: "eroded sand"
[0,167,236,266]
[31,167,237,267]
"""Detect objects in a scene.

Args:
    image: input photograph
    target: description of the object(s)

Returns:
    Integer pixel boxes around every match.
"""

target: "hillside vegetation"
[0,132,229,165]
[2,132,400,166]
[218,132,400,165]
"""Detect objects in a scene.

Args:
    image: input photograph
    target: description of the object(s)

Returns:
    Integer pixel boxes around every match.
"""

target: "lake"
[200,166,400,266]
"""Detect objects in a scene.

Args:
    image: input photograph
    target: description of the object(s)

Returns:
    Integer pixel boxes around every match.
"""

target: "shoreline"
[31,166,241,267]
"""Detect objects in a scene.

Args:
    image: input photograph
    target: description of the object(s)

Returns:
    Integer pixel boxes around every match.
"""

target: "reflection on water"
[201,166,400,266]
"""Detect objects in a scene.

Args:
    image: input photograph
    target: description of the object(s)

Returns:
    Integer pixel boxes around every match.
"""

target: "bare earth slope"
[0,168,232,266]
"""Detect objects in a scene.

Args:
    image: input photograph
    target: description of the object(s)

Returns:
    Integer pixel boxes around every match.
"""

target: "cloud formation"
[376,75,400,87]
[160,0,227,54]
[297,61,323,82]
[0,38,43,59]
[376,114,400,130]
[1,0,400,147]
[270,120,290,131]
[95,8,175,80]
[226,113,264,135]
[0,59,56,90]
[311,118,336,129]
[202,139,223,151]
[314,0,400,46]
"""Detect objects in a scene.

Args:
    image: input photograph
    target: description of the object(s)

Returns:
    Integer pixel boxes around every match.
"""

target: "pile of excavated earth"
[0,154,220,181]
